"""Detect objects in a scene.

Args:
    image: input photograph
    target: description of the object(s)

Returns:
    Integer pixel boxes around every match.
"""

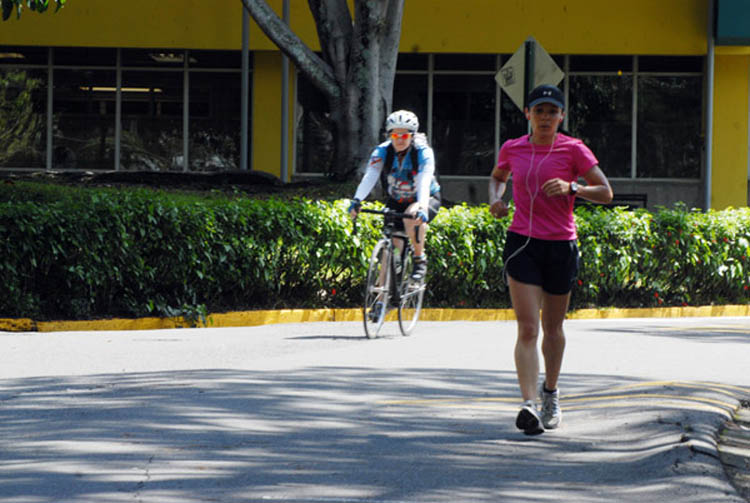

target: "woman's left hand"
[541,178,571,197]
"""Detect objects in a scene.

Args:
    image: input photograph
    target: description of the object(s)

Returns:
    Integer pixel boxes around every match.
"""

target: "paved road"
[1,317,749,502]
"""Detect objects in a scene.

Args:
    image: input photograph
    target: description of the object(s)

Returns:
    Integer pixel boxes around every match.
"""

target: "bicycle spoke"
[363,240,391,338]
[398,251,424,336]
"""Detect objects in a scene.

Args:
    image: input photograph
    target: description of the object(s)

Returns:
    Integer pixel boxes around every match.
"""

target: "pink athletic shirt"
[495,133,599,241]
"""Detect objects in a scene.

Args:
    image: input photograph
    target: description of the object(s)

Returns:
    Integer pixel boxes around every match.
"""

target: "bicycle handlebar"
[358,208,421,220]
[352,207,423,244]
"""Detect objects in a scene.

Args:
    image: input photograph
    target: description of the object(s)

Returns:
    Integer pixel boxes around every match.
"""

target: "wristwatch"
[569,181,579,196]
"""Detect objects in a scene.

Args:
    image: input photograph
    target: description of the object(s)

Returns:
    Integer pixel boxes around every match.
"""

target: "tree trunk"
[241,0,404,181]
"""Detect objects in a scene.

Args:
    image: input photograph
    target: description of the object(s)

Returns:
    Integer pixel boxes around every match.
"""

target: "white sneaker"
[516,400,544,435]
[539,383,562,430]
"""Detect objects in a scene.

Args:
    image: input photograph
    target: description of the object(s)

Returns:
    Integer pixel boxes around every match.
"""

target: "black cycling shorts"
[385,193,442,231]
[502,230,579,295]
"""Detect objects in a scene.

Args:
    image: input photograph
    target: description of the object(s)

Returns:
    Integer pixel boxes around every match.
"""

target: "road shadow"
[0,367,744,502]
[585,320,750,344]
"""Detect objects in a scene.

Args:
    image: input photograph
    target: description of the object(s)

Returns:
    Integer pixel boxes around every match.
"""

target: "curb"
[719,403,750,501]
[1,304,749,333]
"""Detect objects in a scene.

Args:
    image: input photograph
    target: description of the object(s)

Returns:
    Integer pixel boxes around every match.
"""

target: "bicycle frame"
[356,207,425,338]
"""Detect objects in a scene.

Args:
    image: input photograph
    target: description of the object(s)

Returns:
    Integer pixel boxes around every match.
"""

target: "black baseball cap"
[527,84,565,110]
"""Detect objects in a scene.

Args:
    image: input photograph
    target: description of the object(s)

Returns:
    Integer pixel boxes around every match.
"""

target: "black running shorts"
[502,230,579,295]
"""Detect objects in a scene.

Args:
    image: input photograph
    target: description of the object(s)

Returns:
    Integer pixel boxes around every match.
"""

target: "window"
[569,55,632,73]
[189,50,242,69]
[54,47,115,67]
[637,75,702,178]
[189,72,242,171]
[567,55,703,179]
[568,75,633,178]
[392,73,428,132]
[295,75,334,175]
[0,46,47,66]
[0,46,250,173]
[433,74,496,175]
[53,69,116,170]
[121,48,189,68]
[0,68,47,168]
[395,53,428,71]
[639,56,702,73]
[434,53,496,71]
[120,70,184,170]
[293,53,704,180]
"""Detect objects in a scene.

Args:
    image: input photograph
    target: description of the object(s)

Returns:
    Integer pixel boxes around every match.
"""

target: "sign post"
[495,36,564,114]
[523,39,535,110]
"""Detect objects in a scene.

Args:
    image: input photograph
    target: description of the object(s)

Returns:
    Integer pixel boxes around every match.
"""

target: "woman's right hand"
[490,200,508,218]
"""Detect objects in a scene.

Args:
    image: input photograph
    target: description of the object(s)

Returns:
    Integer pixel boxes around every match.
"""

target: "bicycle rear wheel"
[363,240,391,339]
[397,251,425,336]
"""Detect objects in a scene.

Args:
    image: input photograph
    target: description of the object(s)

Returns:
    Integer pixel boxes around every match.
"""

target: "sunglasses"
[390,133,412,140]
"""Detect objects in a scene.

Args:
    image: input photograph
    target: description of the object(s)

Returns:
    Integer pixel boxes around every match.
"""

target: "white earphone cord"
[502,135,556,282]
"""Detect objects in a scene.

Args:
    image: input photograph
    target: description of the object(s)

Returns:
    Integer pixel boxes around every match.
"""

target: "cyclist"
[348,110,441,283]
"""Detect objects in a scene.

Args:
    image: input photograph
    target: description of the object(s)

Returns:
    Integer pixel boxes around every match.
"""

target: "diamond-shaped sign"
[495,36,564,112]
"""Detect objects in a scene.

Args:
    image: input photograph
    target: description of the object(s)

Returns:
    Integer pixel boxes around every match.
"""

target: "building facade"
[1,0,748,209]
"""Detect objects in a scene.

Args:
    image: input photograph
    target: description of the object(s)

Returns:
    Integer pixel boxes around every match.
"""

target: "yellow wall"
[1,0,705,55]
[0,0,319,50]
[405,0,706,55]
[711,54,750,209]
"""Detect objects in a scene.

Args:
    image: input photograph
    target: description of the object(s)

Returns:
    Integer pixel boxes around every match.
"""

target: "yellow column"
[251,51,295,180]
[712,51,750,209]
[252,51,281,177]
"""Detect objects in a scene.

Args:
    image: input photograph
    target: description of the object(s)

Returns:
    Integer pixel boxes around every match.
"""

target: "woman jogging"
[348,110,441,281]
[489,84,613,435]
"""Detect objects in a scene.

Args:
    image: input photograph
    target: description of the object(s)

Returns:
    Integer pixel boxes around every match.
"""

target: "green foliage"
[1,181,748,321]
[2,0,65,21]
[574,203,750,308]
[0,182,364,320]
[426,203,509,307]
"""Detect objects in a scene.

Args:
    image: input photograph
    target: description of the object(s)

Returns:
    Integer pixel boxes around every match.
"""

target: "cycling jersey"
[353,133,441,211]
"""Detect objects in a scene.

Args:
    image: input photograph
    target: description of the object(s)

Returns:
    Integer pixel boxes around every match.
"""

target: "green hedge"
[1,182,748,320]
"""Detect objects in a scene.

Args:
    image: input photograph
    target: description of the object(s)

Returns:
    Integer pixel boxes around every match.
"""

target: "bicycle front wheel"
[363,239,391,339]
[397,251,425,336]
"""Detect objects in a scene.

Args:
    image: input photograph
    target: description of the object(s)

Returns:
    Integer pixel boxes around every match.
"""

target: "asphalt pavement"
[1,316,749,502]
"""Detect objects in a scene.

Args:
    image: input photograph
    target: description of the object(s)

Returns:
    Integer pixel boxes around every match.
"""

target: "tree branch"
[380,0,404,68]
[379,0,404,113]
[240,0,340,100]
[308,0,352,86]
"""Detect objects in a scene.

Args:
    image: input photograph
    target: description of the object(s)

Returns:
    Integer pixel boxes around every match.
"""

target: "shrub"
[1,181,748,320]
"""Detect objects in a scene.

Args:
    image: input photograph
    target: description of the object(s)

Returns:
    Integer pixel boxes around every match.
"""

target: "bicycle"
[354,207,426,338]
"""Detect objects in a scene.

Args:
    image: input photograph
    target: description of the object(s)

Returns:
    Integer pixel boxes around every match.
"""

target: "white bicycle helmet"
[385,110,419,132]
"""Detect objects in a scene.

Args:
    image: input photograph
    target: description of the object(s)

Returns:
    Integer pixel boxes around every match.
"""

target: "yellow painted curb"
[0,305,747,333]
[0,318,35,331]
[568,305,750,319]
